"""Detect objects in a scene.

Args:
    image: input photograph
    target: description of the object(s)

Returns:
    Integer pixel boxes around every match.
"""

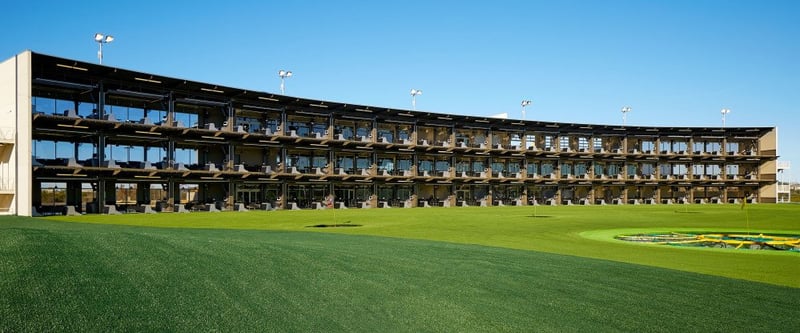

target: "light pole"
[721,108,731,127]
[52,185,58,215]
[94,33,114,65]
[521,100,532,120]
[278,70,292,94]
[410,89,422,110]
[621,106,632,125]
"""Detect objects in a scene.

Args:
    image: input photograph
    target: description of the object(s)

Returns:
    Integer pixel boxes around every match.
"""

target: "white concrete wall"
[0,51,32,215]
[758,127,778,203]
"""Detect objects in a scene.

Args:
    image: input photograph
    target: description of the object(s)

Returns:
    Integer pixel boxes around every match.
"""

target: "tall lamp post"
[278,70,292,94]
[52,184,58,215]
[721,108,731,127]
[621,106,632,125]
[521,100,532,120]
[410,89,423,110]
[94,33,114,65]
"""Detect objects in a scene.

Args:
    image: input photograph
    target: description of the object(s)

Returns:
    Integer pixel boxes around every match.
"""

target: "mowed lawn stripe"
[47,204,800,287]
[1,217,798,332]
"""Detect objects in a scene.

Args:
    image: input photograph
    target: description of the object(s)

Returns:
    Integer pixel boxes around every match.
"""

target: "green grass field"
[2,204,799,331]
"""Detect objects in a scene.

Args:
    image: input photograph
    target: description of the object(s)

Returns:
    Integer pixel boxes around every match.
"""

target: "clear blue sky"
[2,0,798,181]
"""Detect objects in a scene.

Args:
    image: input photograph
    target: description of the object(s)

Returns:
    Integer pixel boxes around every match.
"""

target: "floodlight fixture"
[521,100,532,120]
[278,70,293,94]
[721,108,731,127]
[621,106,632,125]
[94,33,114,64]
[410,89,422,110]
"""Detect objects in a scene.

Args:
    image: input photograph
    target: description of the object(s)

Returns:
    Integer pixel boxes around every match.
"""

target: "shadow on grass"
[306,223,362,228]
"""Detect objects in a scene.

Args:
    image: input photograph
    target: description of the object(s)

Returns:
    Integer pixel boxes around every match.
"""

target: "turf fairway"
[1,205,798,331]
[44,204,800,286]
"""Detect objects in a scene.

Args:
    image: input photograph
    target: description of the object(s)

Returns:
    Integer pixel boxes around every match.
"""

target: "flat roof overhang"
[29,51,776,137]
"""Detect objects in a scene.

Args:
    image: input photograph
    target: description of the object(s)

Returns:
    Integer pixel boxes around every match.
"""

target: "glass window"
[337,156,354,170]
[560,162,572,176]
[378,158,394,172]
[559,136,570,149]
[377,128,393,142]
[544,136,554,149]
[294,156,310,171]
[627,164,638,175]
[287,120,310,137]
[593,138,603,150]
[398,127,411,141]
[526,134,536,149]
[726,142,739,154]
[455,131,469,146]
[706,142,721,153]
[575,163,587,175]
[491,162,505,172]
[397,158,412,171]
[355,122,372,139]
[541,162,554,175]
[578,137,589,150]
[673,141,687,153]
[435,160,450,172]
[418,160,433,171]
[642,163,655,175]
[265,117,280,133]
[472,160,485,173]
[312,156,327,169]
[474,134,486,146]
[456,160,469,173]
[693,142,705,153]
[236,117,263,133]
[356,157,371,169]
[527,162,539,175]
[693,164,705,175]
[510,134,522,148]
[642,141,655,152]
[311,121,327,136]
[336,125,355,140]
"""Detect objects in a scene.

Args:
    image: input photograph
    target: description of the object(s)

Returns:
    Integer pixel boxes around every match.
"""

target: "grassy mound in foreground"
[1,217,798,332]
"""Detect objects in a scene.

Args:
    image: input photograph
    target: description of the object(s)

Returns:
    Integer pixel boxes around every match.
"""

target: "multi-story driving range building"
[0,51,780,216]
